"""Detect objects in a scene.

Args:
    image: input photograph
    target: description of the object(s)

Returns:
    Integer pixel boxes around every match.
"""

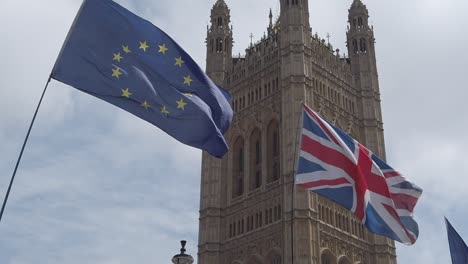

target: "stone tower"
[198,0,397,263]
[346,0,386,158]
[206,0,233,85]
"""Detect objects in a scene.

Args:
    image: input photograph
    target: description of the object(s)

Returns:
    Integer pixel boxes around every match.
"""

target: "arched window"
[360,38,367,53]
[321,250,336,264]
[217,17,223,27]
[250,129,262,190]
[232,137,245,198]
[352,39,358,54]
[268,252,282,264]
[216,38,223,52]
[358,17,363,27]
[267,120,280,183]
[338,256,352,264]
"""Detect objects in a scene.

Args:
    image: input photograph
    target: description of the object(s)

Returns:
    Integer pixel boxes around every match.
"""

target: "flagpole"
[290,102,304,264]
[0,77,51,223]
[0,0,87,223]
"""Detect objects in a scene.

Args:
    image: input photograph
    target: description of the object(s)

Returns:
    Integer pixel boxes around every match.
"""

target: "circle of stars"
[110,40,195,117]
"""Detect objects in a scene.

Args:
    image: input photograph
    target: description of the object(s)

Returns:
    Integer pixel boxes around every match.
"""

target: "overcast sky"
[1,0,467,263]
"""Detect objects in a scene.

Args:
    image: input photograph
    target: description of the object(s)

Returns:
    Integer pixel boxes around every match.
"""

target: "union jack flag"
[296,104,422,245]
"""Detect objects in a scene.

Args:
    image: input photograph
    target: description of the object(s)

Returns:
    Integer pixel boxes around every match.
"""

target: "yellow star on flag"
[184,75,193,86]
[175,57,184,67]
[121,88,132,98]
[122,45,131,54]
[161,106,170,116]
[158,44,168,54]
[139,41,149,52]
[113,52,123,62]
[176,98,187,110]
[141,100,151,110]
[112,67,122,79]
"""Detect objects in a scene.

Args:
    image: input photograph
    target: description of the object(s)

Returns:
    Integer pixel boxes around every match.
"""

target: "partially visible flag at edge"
[295,104,423,245]
[51,0,233,158]
[446,218,468,264]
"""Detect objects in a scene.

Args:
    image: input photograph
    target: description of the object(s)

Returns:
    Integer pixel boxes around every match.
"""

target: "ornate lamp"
[172,240,194,264]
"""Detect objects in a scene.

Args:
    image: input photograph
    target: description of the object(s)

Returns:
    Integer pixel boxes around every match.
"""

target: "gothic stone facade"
[198,0,396,263]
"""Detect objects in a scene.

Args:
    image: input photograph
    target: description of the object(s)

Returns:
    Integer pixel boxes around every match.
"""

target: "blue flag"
[446,218,468,264]
[52,0,233,158]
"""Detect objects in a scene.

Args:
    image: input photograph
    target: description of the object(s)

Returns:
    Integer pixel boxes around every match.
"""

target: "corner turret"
[206,0,233,86]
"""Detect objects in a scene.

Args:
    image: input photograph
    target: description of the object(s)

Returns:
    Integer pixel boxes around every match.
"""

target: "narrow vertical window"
[353,39,358,54]
[216,38,223,52]
[360,38,367,53]
[232,137,245,198]
[250,129,262,190]
[256,141,261,164]
[267,120,280,182]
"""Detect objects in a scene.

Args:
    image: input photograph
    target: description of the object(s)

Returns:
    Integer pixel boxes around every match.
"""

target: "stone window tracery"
[360,38,367,53]
[353,39,358,54]
[267,120,280,182]
[216,38,223,52]
[232,137,245,198]
[249,128,262,190]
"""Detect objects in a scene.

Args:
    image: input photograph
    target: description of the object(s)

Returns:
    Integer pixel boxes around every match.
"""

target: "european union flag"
[446,218,468,264]
[52,0,233,157]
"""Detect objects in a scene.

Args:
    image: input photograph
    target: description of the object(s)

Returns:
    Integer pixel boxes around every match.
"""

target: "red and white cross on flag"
[296,104,422,245]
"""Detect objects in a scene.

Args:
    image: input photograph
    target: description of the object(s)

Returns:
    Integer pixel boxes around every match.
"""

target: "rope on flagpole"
[0,77,51,223]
